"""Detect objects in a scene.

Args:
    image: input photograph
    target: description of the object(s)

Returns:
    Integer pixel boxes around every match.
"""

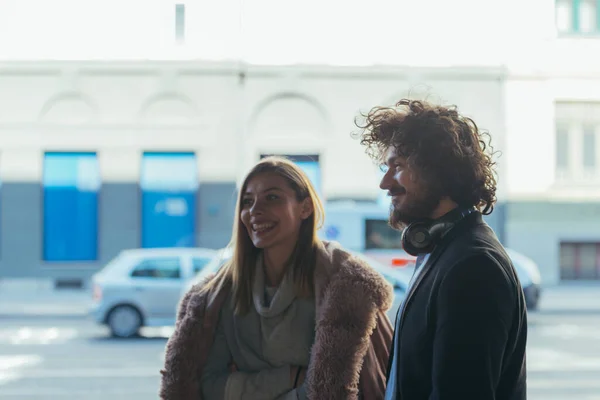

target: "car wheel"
[107,305,142,338]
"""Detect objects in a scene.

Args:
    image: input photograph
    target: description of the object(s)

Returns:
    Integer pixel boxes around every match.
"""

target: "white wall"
[505,74,600,200]
[0,61,507,201]
[503,0,600,199]
[500,0,600,283]
[0,61,242,183]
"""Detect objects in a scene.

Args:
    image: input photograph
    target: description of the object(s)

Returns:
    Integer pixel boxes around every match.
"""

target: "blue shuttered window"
[43,153,100,261]
[140,152,198,248]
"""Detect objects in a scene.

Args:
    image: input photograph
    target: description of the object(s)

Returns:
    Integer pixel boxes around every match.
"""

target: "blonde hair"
[202,156,325,314]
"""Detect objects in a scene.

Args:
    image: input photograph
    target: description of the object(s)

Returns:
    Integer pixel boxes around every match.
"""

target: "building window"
[555,102,600,183]
[556,125,570,170]
[580,0,598,32]
[556,0,574,32]
[140,152,198,248]
[175,4,186,43]
[583,125,597,169]
[260,154,322,198]
[365,219,403,250]
[560,242,600,280]
[43,152,100,262]
[556,0,600,34]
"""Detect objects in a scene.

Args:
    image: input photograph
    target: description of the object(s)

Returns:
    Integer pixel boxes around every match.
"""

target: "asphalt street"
[0,312,599,399]
[0,319,172,400]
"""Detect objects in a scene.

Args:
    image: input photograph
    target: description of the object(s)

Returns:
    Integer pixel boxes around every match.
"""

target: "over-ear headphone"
[400,207,476,256]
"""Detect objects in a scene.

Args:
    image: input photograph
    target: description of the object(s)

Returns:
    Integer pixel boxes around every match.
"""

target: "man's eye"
[266,194,278,200]
[242,198,252,206]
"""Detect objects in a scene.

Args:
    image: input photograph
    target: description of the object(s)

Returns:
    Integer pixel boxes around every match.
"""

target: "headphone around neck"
[400,207,476,256]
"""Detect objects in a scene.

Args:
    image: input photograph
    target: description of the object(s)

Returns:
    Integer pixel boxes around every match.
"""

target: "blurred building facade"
[503,0,600,284]
[0,61,507,283]
[0,0,599,285]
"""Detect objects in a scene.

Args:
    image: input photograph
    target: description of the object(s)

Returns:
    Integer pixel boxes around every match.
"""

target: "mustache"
[387,187,406,196]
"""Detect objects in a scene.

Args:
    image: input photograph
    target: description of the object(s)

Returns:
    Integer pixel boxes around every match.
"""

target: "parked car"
[506,248,542,310]
[89,247,217,338]
[179,247,411,321]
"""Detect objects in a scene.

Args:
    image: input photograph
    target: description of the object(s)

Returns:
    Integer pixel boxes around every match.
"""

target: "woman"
[160,156,393,400]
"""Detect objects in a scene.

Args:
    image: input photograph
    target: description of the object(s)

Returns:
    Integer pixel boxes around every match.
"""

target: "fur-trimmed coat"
[159,241,394,400]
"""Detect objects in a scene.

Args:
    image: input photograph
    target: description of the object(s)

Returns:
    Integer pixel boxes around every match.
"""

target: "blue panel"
[141,153,198,248]
[295,160,322,197]
[43,153,100,261]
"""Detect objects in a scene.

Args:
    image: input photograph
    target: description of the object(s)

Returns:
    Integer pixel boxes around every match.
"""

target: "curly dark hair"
[354,98,498,215]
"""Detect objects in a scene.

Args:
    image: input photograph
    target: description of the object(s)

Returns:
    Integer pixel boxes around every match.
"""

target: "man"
[356,99,527,399]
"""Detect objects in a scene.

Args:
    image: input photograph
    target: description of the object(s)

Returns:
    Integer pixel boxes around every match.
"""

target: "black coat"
[387,211,527,399]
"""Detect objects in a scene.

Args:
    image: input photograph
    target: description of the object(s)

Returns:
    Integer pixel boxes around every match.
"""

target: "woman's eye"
[266,194,278,200]
[242,198,253,206]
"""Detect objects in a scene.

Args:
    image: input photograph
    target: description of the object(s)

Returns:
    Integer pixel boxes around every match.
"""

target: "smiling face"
[379,146,442,228]
[240,172,313,252]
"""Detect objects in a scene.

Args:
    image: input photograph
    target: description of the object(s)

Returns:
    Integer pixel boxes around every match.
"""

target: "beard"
[389,186,443,230]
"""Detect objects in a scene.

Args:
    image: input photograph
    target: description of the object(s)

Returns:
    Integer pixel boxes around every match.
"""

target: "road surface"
[0,312,599,399]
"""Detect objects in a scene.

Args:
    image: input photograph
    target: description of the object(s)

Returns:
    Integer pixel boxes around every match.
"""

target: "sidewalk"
[0,279,91,318]
[535,283,600,315]
[0,279,599,319]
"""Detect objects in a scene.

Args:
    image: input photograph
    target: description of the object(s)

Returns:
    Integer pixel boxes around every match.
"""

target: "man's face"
[379,146,442,229]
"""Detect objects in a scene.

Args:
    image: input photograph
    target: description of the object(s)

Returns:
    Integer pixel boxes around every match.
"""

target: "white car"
[179,247,412,322]
[89,247,217,338]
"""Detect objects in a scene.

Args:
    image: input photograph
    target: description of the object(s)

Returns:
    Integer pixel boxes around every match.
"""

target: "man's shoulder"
[435,223,516,285]
[444,218,505,260]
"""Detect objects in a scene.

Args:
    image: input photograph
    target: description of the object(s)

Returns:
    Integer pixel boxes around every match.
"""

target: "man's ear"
[300,198,314,220]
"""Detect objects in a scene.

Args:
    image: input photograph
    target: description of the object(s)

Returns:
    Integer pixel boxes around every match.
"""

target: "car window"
[130,257,181,279]
[365,219,404,249]
[192,257,212,274]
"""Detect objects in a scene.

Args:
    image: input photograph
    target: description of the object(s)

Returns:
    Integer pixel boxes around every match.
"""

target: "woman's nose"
[249,200,264,215]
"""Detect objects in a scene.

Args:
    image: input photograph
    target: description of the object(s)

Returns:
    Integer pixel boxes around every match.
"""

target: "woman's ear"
[300,198,314,220]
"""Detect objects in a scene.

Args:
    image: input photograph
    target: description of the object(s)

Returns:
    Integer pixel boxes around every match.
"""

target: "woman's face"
[240,172,313,251]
